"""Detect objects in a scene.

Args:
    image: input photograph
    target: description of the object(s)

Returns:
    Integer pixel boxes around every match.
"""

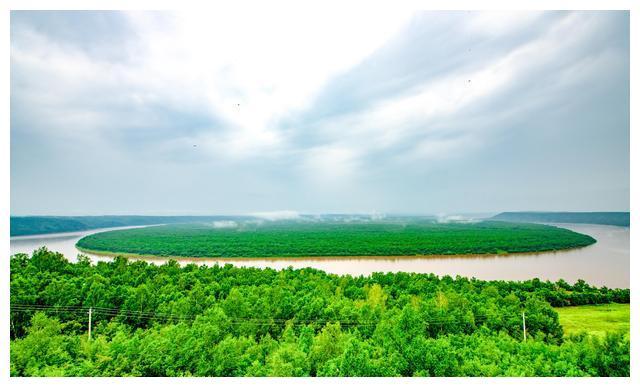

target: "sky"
[10,10,630,216]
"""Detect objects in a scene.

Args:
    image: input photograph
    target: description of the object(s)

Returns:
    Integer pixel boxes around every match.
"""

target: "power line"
[11,305,192,322]
[10,303,493,327]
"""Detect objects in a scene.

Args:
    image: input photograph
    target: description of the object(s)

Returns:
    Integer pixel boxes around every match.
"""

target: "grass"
[75,219,596,258]
[555,303,630,337]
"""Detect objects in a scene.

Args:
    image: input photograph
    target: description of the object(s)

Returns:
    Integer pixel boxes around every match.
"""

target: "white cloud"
[118,10,413,160]
[290,11,622,175]
[465,11,545,37]
[436,214,479,224]
[210,220,238,228]
[11,11,629,215]
[251,210,300,221]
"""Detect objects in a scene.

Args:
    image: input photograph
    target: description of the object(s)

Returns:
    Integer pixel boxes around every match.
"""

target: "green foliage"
[76,220,596,258]
[10,249,629,376]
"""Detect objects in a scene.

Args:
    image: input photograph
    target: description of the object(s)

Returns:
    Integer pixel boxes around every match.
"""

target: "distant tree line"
[10,215,254,236]
[492,212,630,227]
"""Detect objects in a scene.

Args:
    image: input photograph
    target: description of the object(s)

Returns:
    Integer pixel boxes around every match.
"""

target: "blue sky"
[10,10,629,216]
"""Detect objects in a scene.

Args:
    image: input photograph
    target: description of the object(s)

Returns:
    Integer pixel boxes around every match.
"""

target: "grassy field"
[76,219,596,258]
[555,303,630,337]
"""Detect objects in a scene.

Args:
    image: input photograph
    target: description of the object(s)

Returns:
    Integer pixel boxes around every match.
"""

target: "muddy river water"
[10,223,629,288]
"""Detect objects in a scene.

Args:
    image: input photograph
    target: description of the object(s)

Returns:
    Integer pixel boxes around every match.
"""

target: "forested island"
[10,249,629,376]
[492,212,630,227]
[76,220,596,258]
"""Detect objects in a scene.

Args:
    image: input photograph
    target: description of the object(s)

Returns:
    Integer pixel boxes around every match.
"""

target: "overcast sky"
[10,10,629,216]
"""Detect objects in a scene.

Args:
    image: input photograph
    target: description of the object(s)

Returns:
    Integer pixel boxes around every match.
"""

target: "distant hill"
[491,212,630,227]
[10,214,436,237]
[10,215,254,237]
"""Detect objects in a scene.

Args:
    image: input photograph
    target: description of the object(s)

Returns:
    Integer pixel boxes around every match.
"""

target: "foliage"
[10,249,629,376]
[76,220,596,258]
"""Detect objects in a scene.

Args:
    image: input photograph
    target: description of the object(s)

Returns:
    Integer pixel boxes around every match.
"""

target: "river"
[9,223,629,288]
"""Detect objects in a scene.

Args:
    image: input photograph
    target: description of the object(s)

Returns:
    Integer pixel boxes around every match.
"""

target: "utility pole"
[522,311,526,342]
[88,307,92,341]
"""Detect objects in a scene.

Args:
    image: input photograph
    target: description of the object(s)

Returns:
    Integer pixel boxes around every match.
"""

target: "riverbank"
[75,244,594,262]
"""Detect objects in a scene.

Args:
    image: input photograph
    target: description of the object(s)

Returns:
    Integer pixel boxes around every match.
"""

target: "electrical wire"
[10,303,494,327]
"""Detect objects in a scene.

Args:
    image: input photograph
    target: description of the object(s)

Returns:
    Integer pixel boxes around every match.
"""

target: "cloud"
[250,211,300,221]
[210,220,238,229]
[436,214,480,224]
[10,11,629,215]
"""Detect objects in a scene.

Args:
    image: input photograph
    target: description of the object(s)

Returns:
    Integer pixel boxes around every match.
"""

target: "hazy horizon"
[11,10,630,215]
[9,210,629,218]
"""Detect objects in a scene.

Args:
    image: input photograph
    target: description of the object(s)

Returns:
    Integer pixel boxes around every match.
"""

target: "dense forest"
[10,249,629,376]
[492,212,630,227]
[76,220,596,258]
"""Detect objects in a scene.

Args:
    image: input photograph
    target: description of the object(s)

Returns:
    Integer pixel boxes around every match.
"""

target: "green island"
[76,220,596,258]
[10,249,629,376]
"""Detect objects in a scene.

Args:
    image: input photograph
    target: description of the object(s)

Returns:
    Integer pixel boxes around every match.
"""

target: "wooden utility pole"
[522,311,526,342]
[88,307,93,341]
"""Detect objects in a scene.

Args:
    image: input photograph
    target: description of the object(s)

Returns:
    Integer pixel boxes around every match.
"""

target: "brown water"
[10,223,629,288]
